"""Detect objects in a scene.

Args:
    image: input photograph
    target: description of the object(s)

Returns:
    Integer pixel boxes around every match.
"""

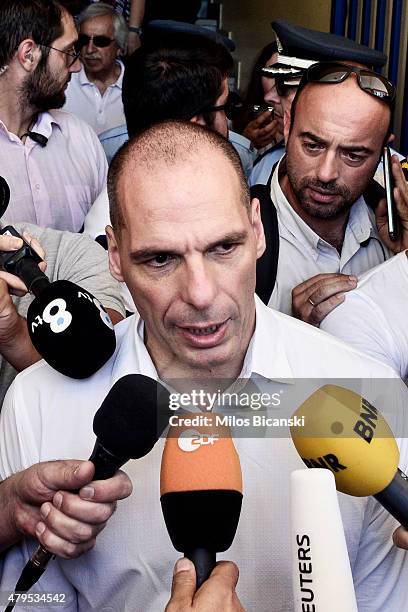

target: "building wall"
[222,0,331,93]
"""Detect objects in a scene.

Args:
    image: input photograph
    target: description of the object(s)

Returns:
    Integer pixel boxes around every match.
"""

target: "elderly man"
[64,3,128,135]
[1,121,408,611]
[0,0,107,232]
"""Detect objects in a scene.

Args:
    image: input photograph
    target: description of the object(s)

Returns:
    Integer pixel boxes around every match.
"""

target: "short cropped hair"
[77,2,128,52]
[122,32,233,137]
[108,120,250,232]
[0,0,63,69]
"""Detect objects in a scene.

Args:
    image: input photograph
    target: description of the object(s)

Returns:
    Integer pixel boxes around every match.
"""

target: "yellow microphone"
[160,414,243,589]
[290,385,408,526]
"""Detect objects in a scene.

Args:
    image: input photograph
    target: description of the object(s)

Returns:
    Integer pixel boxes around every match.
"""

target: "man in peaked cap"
[250,18,388,187]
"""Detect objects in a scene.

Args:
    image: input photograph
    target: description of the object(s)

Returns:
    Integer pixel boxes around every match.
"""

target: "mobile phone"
[383,146,400,241]
[251,104,274,120]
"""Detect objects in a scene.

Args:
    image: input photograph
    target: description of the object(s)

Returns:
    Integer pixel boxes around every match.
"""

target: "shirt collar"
[271,156,378,257]
[0,111,60,144]
[115,296,294,387]
[240,295,294,380]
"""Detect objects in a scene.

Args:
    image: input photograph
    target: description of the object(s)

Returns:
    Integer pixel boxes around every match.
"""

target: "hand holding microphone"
[6,374,171,608]
[160,415,243,590]
[0,224,116,378]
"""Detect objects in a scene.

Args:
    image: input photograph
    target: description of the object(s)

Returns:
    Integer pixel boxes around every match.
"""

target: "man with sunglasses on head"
[249,21,408,327]
[0,0,107,233]
[64,3,128,136]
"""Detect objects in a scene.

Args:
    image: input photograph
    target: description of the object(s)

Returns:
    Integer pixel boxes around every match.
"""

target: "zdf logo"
[177,429,220,452]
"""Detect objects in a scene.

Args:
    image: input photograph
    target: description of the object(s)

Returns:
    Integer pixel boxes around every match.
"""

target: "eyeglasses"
[301,62,395,105]
[275,76,302,97]
[75,34,115,50]
[201,91,244,120]
[40,44,80,68]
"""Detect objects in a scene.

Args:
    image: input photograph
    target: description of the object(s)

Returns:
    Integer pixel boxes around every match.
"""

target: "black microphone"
[0,177,10,219]
[7,374,171,605]
[20,132,48,147]
[0,225,116,378]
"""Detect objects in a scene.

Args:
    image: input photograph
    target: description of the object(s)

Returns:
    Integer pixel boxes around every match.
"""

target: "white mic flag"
[291,468,358,612]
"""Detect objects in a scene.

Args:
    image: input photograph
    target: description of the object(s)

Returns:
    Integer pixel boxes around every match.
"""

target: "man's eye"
[343,151,365,163]
[147,254,174,268]
[304,142,324,153]
[212,243,237,254]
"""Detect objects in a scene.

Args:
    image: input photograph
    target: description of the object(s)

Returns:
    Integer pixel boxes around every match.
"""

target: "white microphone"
[290,469,358,612]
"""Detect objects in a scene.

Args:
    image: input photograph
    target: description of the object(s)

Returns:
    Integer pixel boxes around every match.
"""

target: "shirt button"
[35,184,40,190]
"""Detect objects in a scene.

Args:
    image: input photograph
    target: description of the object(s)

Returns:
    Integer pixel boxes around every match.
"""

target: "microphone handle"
[374,468,408,528]
[14,258,50,296]
[185,548,216,590]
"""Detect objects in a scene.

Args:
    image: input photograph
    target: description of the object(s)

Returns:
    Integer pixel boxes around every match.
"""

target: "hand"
[0,232,46,364]
[292,273,357,326]
[127,31,141,55]
[7,460,132,558]
[0,231,46,297]
[393,526,408,549]
[165,558,245,611]
[376,154,408,253]
[243,112,282,149]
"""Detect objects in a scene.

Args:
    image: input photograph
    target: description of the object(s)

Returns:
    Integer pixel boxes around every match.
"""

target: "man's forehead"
[81,14,114,33]
[117,151,244,222]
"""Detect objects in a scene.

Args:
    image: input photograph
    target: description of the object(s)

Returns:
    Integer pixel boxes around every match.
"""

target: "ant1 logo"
[177,429,220,452]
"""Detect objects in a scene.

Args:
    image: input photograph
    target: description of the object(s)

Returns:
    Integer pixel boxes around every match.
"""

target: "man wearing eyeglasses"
[64,3,128,136]
[0,0,108,233]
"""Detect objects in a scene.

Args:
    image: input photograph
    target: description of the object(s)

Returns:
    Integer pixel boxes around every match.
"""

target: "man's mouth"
[176,320,228,347]
[308,188,339,203]
[184,324,221,336]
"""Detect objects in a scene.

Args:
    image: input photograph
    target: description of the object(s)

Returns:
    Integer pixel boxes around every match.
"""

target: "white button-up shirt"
[0,110,107,232]
[64,63,125,135]
[1,297,407,612]
[268,158,392,314]
[321,250,408,379]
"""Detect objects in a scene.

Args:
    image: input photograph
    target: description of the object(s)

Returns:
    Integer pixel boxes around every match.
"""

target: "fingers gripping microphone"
[160,415,243,589]
[0,225,116,378]
[291,469,358,612]
[7,375,171,608]
[290,385,408,526]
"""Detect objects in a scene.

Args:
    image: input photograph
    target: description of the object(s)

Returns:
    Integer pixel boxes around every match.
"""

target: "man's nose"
[86,38,96,54]
[182,260,217,311]
[316,151,339,184]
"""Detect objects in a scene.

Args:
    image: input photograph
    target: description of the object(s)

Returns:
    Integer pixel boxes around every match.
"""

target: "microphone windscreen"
[93,374,171,459]
[160,416,243,553]
[0,177,10,219]
[27,280,116,379]
[290,385,399,496]
[291,469,358,612]
[160,417,242,495]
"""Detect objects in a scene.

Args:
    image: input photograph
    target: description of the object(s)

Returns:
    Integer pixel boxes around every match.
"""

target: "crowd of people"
[0,1,408,610]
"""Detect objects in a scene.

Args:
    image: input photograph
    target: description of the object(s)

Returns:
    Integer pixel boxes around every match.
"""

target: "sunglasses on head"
[201,91,244,120]
[75,34,115,50]
[301,62,395,104]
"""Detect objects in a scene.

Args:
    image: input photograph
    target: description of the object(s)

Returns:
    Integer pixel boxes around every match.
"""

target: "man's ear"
[106,225,125,282]
[283,108,291,146]
[17,39,40,71]
[190,114,206,127]
[250,197,266,259]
